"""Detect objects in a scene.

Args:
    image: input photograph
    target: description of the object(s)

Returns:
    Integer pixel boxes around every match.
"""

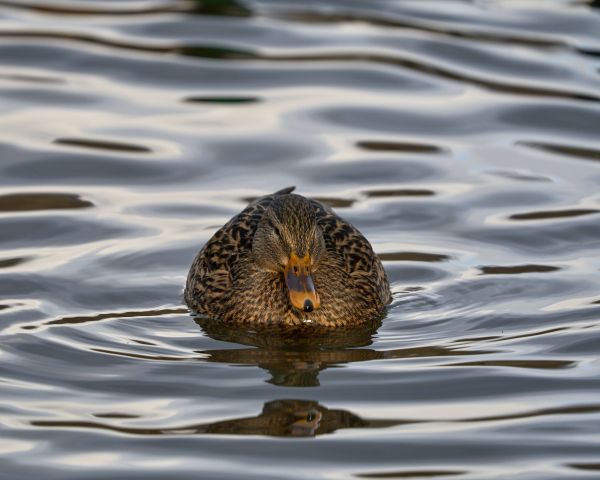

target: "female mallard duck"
[185,187,391,328]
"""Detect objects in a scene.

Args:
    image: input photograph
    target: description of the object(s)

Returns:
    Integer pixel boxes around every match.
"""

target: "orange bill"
[285,253,320,312]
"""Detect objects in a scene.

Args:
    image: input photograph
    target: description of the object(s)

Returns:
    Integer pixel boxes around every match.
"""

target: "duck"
[185,187,391,328]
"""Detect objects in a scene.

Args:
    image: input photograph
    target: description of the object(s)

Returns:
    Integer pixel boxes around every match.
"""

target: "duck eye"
[268,221,281,238]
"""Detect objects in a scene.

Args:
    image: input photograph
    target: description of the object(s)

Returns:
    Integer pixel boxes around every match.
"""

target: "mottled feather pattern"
[185,188,391,328]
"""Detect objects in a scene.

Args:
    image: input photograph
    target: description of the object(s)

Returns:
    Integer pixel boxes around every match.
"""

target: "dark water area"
[1,0,600,478]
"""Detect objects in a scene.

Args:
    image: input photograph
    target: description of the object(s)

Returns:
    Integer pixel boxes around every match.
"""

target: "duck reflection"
[194,316,496,387]
[205,399,366,437]
[34,399,401,438]
[194,316,382,387]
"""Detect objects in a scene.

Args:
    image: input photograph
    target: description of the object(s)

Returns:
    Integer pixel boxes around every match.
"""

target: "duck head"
[252,194,326,312]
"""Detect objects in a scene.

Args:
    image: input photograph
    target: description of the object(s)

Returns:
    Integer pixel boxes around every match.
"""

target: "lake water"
[1,1,600,478]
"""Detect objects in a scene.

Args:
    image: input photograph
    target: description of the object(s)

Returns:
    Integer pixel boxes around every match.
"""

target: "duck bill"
[285,253,320,312]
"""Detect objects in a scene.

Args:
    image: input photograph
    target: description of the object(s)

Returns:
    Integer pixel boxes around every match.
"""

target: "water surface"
[1,0,600,479]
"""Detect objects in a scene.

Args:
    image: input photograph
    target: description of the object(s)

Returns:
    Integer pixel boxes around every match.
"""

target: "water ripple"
[0,192,93,212]
[54,137,152,153]
[1,0,600,479]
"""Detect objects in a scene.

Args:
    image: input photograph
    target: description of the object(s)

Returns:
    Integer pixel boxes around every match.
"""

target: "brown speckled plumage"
[185,187,391,327]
